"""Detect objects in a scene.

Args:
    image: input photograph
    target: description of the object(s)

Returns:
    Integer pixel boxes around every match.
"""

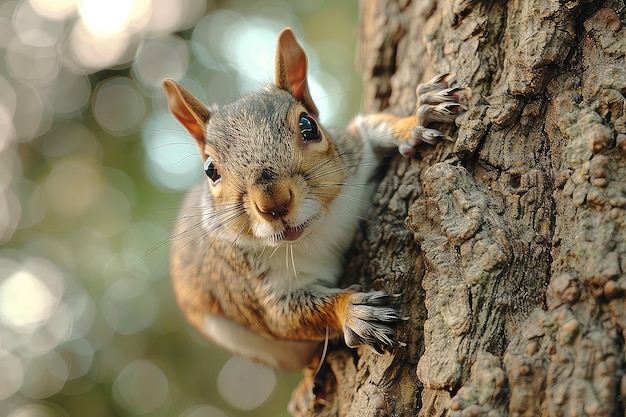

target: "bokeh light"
[0,349,24,400]
[217,358,277,410]
[133,35,190,88]
[0,267,59,332]
[93,77,146,136]
[112,359,170,414]
[7,403,69,417]
[1,0,359,416]
[180,404,229,417]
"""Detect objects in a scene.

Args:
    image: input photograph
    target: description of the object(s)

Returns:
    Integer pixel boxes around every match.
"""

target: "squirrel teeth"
[270,220,312,243]
[268,216,317,243]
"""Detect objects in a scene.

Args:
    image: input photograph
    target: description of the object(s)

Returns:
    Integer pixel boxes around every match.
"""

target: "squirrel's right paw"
[343,291,402,354]
[412,73,467,146]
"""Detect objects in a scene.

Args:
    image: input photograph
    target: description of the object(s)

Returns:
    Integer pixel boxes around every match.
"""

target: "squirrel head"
[162,28,345,246]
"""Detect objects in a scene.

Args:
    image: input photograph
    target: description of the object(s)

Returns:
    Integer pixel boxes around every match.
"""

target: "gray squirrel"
[162,28,465,370]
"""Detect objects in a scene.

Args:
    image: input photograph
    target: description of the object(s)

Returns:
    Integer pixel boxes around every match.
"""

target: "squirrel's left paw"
[399,73,467,156]
[343,291,402,354]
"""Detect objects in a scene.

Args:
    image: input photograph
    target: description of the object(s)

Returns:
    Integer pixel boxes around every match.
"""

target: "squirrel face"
[199,86,344,246]
[163,28,345,247]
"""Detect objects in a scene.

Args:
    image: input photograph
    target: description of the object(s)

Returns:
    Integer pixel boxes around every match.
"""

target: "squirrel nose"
[255,190,293,220]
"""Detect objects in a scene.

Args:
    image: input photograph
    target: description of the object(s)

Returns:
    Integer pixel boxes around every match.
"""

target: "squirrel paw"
[343,291,402,354]
[400,73,466,154]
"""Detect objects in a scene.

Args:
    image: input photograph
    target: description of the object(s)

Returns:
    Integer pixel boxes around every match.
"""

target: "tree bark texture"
[290,0,626,416]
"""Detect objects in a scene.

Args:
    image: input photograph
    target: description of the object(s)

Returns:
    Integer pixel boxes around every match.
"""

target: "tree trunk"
[289,0,626,416]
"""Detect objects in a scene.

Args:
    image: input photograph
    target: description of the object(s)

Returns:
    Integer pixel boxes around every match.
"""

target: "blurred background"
[0,0,361,416]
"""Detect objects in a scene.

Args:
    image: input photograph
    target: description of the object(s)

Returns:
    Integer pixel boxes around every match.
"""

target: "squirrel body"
[163,28,464,370]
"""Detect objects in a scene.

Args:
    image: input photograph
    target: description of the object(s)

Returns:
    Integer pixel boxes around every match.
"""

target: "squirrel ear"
[162,78,211,158]
[275,28,319,117]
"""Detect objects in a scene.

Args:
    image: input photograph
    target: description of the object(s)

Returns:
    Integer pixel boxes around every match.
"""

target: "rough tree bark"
[289,0,626,416]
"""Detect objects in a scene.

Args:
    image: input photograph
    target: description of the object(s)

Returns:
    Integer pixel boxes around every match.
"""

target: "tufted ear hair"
[274,28,319,117]
[162,78,210,160]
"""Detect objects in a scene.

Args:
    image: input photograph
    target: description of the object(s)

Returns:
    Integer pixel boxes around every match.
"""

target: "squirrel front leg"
[354,73,467,156]
[259,285,401,354]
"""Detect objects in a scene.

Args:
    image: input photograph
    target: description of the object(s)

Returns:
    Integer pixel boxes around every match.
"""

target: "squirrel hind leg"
[201,313,320,370]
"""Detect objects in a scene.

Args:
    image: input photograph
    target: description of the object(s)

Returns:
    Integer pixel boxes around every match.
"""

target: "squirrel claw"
[343,291,402,354]
[415,73,466,124]
[413,126,450,145]
[416,73,456,95]
[418,102,466,125]
[401,72,467,154]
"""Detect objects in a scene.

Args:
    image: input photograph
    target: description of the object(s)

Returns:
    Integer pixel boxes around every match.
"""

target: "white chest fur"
[258,142,379,292]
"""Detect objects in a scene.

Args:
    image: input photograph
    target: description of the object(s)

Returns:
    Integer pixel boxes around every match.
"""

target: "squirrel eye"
[299,113,321,142]
[203,157,221,182]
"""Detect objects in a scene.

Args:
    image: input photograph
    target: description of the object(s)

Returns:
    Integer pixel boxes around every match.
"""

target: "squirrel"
[162,28,465,371]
